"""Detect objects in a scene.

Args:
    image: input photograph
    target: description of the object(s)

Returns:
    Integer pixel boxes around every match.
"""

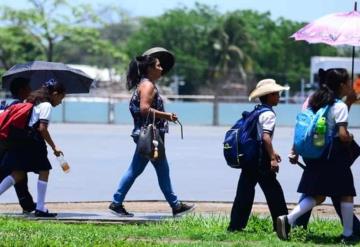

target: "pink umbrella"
[291,2,360,81]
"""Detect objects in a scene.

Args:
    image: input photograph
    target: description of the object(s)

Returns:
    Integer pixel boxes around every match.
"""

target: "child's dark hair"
[126,55,157,90]
[27,79,66,105]
[309,68,349,112]
[10,77,29,97]
[259,95,268,104]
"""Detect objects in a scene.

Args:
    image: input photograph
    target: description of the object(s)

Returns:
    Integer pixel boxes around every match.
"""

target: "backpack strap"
[252,104,275,166]
[0,100,6,111]
[255,104,274,114]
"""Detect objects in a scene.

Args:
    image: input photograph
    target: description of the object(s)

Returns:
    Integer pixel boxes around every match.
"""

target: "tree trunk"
[47,39,53,62]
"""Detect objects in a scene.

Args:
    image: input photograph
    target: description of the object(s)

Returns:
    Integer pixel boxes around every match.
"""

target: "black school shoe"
[227,226,244,232]
[339,234,360,244]
[34,209,57,217]
[172,202,195,217]
[276,215,291,240]
[22,203,37,215]
[109,202,134,217]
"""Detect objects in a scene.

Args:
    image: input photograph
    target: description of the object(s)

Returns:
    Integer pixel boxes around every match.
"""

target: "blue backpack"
[293,104,333,159]
[0,99,21,112]
[223,105,272,169]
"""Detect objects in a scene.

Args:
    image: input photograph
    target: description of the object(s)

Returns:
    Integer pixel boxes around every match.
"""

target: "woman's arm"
[38,122,63,156]
[138,81,177,122]
[338,125,353,144]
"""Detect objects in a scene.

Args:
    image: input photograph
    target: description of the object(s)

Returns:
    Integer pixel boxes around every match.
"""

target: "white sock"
[36,180,48,212]
[341,202,354,237]
[287,196,317,225]
[0,176,15,195]
[0,175,15,195]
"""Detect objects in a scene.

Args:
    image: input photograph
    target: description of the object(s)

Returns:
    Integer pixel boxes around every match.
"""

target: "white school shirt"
[256,111,276,141]
[28,102,52,127]
[327,100,348,136]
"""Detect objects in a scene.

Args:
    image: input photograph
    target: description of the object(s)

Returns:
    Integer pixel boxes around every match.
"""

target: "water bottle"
[57,154,70,173]
[313,117,326,147]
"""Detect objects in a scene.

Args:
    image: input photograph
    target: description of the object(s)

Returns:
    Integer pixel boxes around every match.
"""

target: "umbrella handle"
[297,161,306,169]
[288,153,306,169]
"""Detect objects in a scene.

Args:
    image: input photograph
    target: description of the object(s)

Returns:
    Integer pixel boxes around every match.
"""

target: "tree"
[125,3,220,94]
[208,13,255,88]
[55,6,135,69]
[232,10,337,91]
[207,13,255,125]
[0,26,44,72]
[0,0,127,66]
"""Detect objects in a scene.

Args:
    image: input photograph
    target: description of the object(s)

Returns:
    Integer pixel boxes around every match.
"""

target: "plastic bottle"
[57,154,70,173]
[313,117,326,147]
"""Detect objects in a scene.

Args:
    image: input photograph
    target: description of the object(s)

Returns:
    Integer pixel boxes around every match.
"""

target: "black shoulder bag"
[136,109,164,160]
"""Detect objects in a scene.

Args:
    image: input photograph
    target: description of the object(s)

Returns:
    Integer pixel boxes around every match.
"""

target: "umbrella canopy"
[292,11,360,46]
[291,2,360,82]
[2,61,94,94]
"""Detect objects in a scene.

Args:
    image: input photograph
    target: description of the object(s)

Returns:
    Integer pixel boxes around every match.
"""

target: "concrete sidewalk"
[0,200,356,223]
[1,211,172,224]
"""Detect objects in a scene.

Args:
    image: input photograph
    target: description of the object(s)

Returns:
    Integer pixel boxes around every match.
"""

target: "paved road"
[2,124,360,204]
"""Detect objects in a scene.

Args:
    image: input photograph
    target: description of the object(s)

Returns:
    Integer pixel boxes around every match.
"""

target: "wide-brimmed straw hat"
[142,47,175,75]
[248,79,290,101]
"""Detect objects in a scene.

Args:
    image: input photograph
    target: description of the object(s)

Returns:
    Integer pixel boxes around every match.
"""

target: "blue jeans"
[112,148,179,208]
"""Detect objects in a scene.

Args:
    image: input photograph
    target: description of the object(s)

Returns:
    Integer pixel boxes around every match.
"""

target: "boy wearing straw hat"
[228,79,289,232]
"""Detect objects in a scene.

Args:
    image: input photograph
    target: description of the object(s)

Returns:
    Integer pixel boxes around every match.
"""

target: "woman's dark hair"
[309,68,349,112]
[27,79,66,105]
[126,55,157,90]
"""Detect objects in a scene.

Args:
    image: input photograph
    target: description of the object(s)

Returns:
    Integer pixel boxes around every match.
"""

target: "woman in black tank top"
[109,48,195,217]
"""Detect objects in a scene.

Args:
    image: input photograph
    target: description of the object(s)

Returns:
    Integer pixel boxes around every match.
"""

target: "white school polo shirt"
[327,100,348,136]
[28,102,52,127]
[257,111,276,141]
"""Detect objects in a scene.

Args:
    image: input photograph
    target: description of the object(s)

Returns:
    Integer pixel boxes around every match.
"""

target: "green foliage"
[125,3,220,93]
[124,7,339,94]
[0,26,44,69]
[227,10,338,91]
[0,2,342,94]
[0,0,128,70]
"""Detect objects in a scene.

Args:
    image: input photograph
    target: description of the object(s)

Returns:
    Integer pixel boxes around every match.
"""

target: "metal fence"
[51,95,360,127]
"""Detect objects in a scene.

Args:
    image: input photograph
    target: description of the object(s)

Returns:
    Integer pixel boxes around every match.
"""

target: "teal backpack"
[293,104,334,159]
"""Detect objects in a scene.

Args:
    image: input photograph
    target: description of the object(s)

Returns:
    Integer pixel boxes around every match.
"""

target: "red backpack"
[0,102,33,140]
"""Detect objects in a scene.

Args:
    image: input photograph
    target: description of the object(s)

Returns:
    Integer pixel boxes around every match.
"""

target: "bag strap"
[144,108,156,126]
[255,104,274,114]
[175,119,184,139]
[152,109,156,126]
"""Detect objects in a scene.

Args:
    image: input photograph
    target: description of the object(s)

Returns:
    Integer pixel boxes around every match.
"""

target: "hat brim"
[142,47,175,75]
[249,85,289,101]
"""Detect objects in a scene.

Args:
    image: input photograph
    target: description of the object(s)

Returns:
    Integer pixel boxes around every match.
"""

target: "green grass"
[0,214,355,246]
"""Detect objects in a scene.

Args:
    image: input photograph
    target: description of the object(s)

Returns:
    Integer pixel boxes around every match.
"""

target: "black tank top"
[129,80,168,137]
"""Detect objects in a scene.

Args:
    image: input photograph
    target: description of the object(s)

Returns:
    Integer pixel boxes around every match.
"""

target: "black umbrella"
[2,61,94,94]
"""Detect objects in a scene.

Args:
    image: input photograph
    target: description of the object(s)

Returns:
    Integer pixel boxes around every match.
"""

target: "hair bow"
[43,78,57,88]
